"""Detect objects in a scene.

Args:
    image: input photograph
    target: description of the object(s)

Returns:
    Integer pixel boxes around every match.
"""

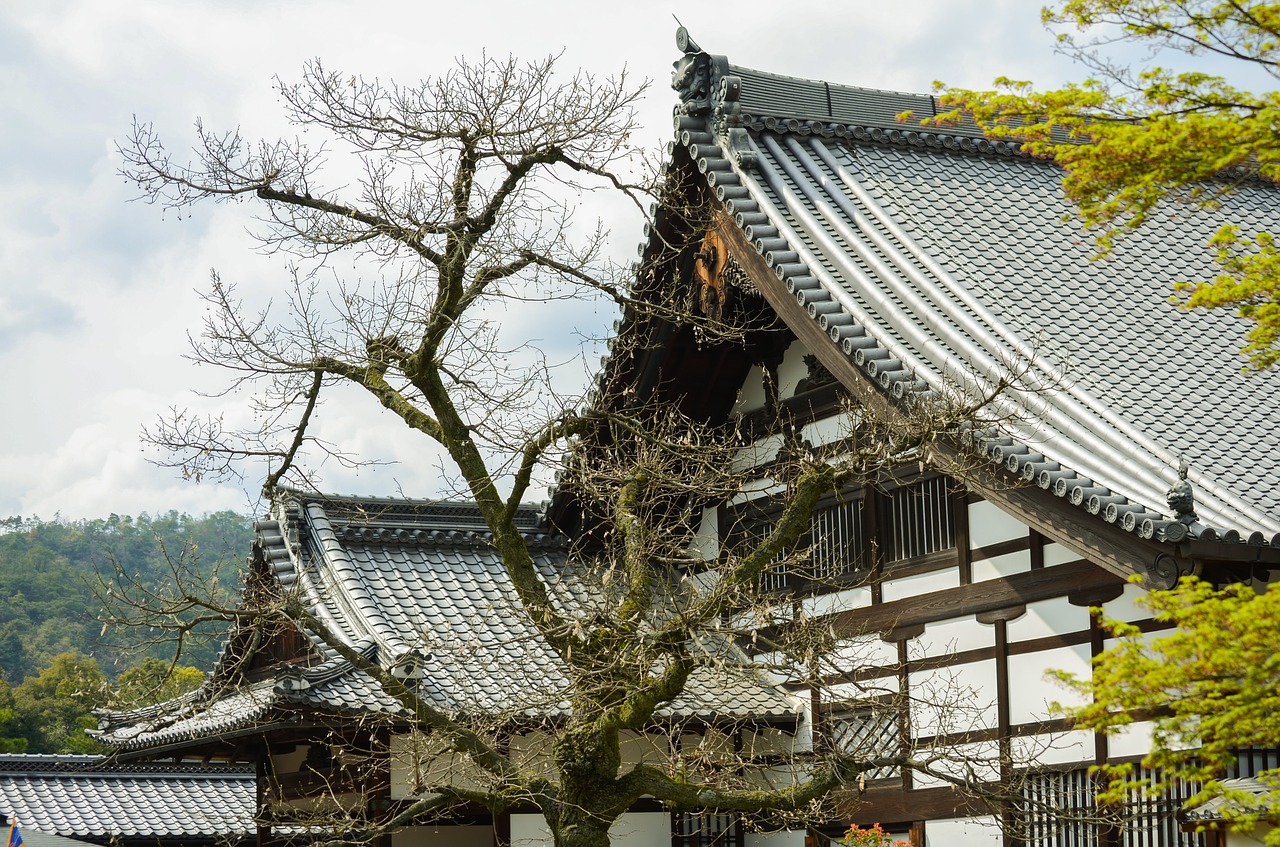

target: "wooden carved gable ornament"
[692,226,753,323]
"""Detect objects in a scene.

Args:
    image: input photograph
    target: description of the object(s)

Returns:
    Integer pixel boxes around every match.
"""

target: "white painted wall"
[909,659,999,737]
[925,816,1001,846]
[745,830,805,847]
[1006,643,1091,724]
[967,501,1027,548]
[511,812,671,847]
[1005,596,1090,642]
[970,549,1031,582]
[801,585,872,617]
[919,616,994,656]
[881,567,959,603]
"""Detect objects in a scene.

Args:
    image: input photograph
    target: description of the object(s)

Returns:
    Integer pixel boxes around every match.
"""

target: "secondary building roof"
[648,28,1280,561]
[0,755,253,845]
[96,493,800,753]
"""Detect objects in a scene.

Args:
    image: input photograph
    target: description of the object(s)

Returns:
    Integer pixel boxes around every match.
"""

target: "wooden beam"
[826,559,1121,638]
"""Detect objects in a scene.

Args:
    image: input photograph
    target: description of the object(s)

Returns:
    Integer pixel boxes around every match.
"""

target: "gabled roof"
[96,492,800,752]
[652,29,1280,561]
[0,755,253,843]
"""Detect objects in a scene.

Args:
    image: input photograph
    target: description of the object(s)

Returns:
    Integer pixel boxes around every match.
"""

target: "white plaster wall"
[1043,542,1080,567]
[925,816,1001,846]
[967,501,1027,548]
[620,729,670,767]
[745,830,805,847]
[799,411,856,447]
[735,365,767,415]
[911,741,1001,787]
[881,567,960,603]
[909,660,998,737]
[1011,729,1093,767]
[918,615,994,656]
[690,506,719,561]
[776,341,807,399]
[971,549,1031,582]
[1006,643,1091,724]
[829,676,900,703]
[510,813,552,847]
[393,824,493,847]
[831,635,900,669]
[1101,581,1153,623]
[801,586,872,617]
[609,812,673,847]
[1108,720,1155,759]
[1005,596,1090,642]
[392,733,488,799]
[732,434,784,472]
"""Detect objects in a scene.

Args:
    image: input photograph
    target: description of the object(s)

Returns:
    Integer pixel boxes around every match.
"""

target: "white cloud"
[0,0,1095,519]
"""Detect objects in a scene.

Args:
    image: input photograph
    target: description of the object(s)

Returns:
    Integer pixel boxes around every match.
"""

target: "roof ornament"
[1166,457,1199,525]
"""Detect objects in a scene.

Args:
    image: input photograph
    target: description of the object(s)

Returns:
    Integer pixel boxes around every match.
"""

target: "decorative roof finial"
[675,24,702,55]
[1166,457,1199,525]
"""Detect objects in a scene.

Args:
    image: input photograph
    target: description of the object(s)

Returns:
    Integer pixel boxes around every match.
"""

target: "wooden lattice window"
[885,476,955,562]
[672,813,743,847]
[827,702,901,782]
[728,493,867,594]
[1016,765,1207,847]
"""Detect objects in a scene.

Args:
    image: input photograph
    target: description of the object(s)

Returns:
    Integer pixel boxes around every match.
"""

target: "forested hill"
[0,512,253,685]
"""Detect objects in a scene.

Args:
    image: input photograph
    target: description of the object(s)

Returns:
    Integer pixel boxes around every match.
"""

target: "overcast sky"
[0,0,1092,520]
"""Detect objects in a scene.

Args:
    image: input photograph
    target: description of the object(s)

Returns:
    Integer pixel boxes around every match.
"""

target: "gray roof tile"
[665,41,1280,546]
[98,495,799,751]
[0,756,252,840]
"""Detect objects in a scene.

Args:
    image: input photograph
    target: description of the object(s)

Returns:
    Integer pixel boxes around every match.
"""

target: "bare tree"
[113,53,1039,847]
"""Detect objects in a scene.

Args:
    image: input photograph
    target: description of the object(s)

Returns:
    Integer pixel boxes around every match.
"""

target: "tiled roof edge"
[667,33,1280,552]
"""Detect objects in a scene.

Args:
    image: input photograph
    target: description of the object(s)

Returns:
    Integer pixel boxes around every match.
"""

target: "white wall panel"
[1005,596,1089,642]
[690,506,718,561]
[832,635,900,669]
[1108,720,1155,760]
[912,742,1001,789]
[909,660,998,737]
[1007,645,1091,724]
[513,812,671,847]
[1011,730,1093,768]
[881,568,959,603]
[776,341,807,399]
[746,831,805,847]
[829,676,899,703]
[735,364,766,415]
[1042,542,1080,567]
[971,550,1031,582]
[916,616,993,656]
[609,813,673,847]
[800,411,856,447]
[510,814,551,847]
[802,586,872,617]
[925,816,1001,846]
[968,501,1027,548]
[1101,582,1152,623]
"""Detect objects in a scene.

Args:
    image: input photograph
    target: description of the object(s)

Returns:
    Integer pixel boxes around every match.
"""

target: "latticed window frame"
[824,697,904,783]
[672,812,744,847]
[1015,763,1209,847]
[724,473,957,595]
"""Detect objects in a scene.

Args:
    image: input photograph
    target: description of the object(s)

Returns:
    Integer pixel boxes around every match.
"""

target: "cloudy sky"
[0,0,1091,520]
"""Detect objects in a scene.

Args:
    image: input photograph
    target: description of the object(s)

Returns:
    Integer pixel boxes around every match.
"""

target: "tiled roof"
[1183,777,1280,821]
[659,29,1280,548]
[97,493,800,751]
[0,755,253,842]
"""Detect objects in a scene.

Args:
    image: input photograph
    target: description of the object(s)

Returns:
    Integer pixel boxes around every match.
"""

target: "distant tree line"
[0,511,253,751]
